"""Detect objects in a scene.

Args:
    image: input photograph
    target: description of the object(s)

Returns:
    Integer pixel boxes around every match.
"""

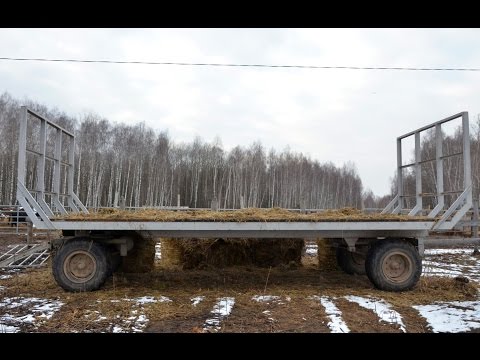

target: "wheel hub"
[382,251,412,283]
[64,251,97,283]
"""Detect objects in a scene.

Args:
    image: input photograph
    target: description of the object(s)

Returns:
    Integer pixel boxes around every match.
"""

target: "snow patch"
[252,295,281,303]
[155,243,162,260]
[311,296,350,333]
[413,300,480,333]
[305,244,318,256]
[345,295,406,332]
[424,248,472,256]
[203,297,235,332]
[0,324,19,333]
[252,295,291,305]
[0,297,64,331]
[191,296,205,307]
[0,275,12,280]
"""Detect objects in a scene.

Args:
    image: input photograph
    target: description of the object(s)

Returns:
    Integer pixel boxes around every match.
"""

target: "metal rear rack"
[16,107,87,230]
[381,112,473,231]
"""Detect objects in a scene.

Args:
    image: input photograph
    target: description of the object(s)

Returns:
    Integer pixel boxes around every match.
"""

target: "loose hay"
[316,239,338,271]
[159,238,305,269]
[57,207,432,222]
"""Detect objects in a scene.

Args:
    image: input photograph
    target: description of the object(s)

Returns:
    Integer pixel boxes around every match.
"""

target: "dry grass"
[56,207,433,222]
[1,264,478,333]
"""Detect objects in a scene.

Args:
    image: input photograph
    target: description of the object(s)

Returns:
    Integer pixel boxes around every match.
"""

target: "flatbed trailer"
[14,107,480,292]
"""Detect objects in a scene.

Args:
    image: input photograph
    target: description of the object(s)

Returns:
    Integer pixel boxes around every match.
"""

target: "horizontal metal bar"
[398,112,465,140]
[50,220,434,233]
[27,108,74,137]
[441,152,463,160]
[26,148,44,157]
[400,152,463,169]
[400,190,464,198]
[26,150,71,166]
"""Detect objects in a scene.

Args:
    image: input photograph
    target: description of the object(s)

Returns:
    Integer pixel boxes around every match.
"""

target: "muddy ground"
[0,237,479,333]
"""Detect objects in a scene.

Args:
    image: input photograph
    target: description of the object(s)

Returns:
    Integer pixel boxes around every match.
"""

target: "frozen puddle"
[310,296,350,333]
[0,297,64,332]
[203,297,235,332]
[413,300,480,333]
[252,295,291,304]
[191,296,205,307]
[345,295,406,332]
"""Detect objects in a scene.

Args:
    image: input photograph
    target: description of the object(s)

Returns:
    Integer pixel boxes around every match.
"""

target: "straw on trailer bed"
[57,207,432,222]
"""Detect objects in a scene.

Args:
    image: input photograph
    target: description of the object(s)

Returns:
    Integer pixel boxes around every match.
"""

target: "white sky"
[1,28,480,196]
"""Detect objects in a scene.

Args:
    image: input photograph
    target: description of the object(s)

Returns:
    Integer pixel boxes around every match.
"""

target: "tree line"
[0,92,364,210]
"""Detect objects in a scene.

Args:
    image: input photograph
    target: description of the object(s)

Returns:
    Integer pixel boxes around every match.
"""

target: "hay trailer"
[15,107,480,292]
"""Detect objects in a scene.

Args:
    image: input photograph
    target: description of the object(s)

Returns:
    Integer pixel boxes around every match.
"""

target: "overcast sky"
[1,28,479,196]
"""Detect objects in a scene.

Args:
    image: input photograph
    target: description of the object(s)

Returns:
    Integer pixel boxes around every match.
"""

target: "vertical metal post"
[53,129,67,214]
[35,119,53,217]
[394,138,403,214]
[473,198,479,255]
[409,132,422,215]
[462,112,473,203]
[429,124,444,217]
[17,107,27,188]
[27,222,33,245]
[67,136,79,212]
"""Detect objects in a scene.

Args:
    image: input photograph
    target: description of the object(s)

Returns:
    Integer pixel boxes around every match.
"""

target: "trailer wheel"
[336,247,366,275]
[52,238,109,292]
[365,240,421,292]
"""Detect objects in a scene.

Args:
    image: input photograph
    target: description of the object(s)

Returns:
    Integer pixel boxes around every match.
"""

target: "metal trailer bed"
[14,107,480,292]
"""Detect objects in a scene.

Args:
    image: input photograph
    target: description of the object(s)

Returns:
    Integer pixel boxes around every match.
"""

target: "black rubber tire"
[52,238,109,292]
[365,240,421,292]
[336,247,366,275]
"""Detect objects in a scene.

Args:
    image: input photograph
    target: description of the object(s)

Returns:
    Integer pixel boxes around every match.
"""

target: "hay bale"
[159,238,305,269]
[120,237,156,273]
[159,238,185,269]
[316,238,338,271]
[249,238,304,267]
[160,238,252,269]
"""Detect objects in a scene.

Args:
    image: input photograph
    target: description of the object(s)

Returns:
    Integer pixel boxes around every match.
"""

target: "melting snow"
[252,295,281,303]
[311,296,350,333]
[345,295,406,332]
[191,296,205,307]
[413,300,480,333]
[0,324,19,333]
[252,295,290,305]
[155,243,162,260]
[203,297,235,332]
[305,244,318,256]
[130,296,172,304]
[0,275,12,280]
[0,297,64,332]
[424,248,473,256]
